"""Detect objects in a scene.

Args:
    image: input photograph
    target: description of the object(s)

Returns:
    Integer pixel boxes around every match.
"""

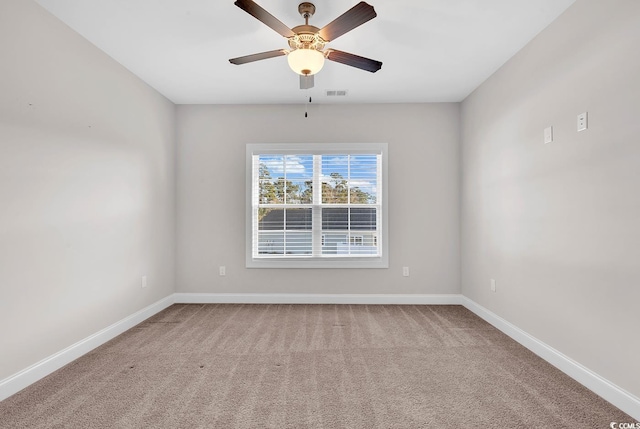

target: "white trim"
[174,293,463,305]
[0,295,174,402]
[461,296,640,421]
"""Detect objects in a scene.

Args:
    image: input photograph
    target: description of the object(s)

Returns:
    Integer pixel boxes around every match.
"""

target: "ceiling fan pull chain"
[304,91,313,118]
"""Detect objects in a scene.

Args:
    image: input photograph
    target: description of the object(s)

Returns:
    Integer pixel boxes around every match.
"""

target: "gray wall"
[0,0,176,380]
[461,0,640,399]
[176,104,461,295]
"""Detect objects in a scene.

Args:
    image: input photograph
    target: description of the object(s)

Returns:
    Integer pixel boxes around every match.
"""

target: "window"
[246,143,388,268]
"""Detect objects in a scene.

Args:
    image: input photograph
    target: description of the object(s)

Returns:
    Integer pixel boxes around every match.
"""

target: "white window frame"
[246,143,388,269]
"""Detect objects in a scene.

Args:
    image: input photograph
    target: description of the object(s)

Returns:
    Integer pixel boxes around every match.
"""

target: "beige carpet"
[0,304,633,428]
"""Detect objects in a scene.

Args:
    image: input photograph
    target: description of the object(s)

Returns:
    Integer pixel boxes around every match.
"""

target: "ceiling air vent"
[326,90,348,97]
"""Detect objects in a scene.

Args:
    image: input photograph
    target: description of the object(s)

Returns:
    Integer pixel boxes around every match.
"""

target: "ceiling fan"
[229,0,383,89]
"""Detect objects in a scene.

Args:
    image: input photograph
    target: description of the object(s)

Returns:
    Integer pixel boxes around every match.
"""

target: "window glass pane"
[284,155,313,204]
[322,155,349,204]
[258,155,313,204]
[258,208,283,230]
[258,209,312,256]
[321,154,377,204]
[258,155,284,204]
[284,231,312,255]
[322,209,347,254]
[258,231,283,254]
[285,208,312,230]
[287,180,312,204]
[350,208,377,230]
[322,208,348,230]
[259,209,311,230]
[350,155,378,204]
[321,208,377,230]
[320,208,378,255]
[321,233,348,255]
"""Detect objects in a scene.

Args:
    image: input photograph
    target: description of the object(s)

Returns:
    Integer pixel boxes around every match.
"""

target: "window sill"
[246,256,389,269]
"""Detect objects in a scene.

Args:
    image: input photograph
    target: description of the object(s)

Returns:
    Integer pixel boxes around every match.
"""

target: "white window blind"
[246,143,388,269]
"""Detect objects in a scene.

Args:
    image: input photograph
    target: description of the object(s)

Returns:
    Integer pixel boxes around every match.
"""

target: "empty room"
[1,0,639,427]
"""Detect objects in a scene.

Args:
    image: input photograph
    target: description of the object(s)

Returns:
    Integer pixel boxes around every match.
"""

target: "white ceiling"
[34,0,575,104]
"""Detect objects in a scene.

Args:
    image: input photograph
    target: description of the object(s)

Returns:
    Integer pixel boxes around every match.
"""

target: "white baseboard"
[461,297,640,421]
[3,292,638,421]
[173,293,464,305]
[0,295,175,402]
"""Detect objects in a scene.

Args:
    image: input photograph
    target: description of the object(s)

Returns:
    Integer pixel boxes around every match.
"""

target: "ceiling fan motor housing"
[288,31,326,51]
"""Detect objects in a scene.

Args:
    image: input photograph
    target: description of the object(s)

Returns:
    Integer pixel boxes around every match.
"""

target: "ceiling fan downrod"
[298,2,316,25]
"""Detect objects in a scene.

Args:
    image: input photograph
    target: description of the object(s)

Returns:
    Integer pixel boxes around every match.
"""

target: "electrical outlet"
[402,267,410,277]
[141,275,147,288]
[490,279,496,292]
[577,112,588,132]
[219,266,226,276]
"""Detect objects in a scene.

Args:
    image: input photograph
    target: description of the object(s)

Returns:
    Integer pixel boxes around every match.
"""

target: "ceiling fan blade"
[318,2,377,42]
[229,49,287,65]
[300,74,315,90]
[326,49,382,73]
[234,0,295,38]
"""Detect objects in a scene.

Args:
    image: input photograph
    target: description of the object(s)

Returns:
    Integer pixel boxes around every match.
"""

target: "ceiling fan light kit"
[229,0,382,89]
[287,48,325,76]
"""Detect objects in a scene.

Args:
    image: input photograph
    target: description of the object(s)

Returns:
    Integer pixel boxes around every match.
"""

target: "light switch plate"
[544,126,553,144]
